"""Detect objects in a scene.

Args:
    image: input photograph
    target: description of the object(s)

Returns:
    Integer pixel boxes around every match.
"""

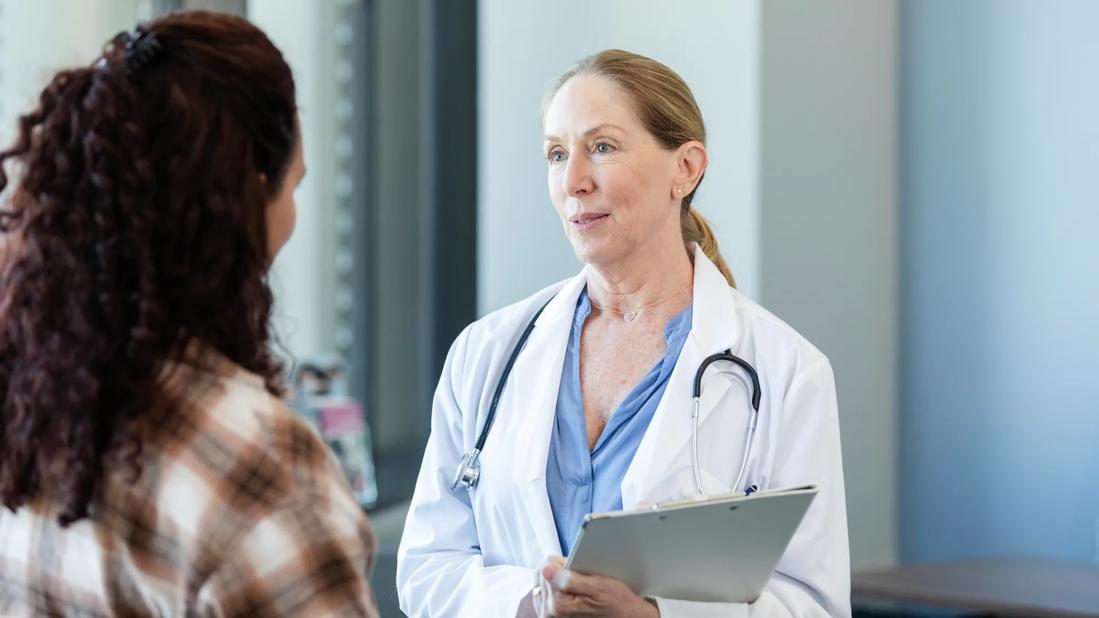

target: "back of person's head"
[546,49,735,287]
[0,11,297,526]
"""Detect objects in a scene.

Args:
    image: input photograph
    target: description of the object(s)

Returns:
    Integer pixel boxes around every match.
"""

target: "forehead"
[543,73,642,138]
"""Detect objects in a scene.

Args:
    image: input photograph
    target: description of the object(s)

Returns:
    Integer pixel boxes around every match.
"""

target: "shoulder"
[182,368,377,615]
[187,362,342,499]
[726,288,832,384]
[152,354,362,536]
[467,278,569,341]
[445,277,571,369]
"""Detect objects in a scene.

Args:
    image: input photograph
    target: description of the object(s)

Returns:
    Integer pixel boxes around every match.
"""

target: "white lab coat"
[397,247,850,617]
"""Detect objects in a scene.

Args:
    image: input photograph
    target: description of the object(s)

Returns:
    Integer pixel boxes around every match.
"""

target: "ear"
[671,141,708,198]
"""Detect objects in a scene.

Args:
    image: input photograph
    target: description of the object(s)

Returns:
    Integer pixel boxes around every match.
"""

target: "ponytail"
[681,205,735,288]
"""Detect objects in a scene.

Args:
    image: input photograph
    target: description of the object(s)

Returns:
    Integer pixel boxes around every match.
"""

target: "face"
[265,130,305,262]
[543,74,681,267]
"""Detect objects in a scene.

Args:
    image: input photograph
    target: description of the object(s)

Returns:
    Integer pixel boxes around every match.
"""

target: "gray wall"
[477,0,762,314]
[372,0,432,449]
[760,0,900,569]
[901,0,1099,563]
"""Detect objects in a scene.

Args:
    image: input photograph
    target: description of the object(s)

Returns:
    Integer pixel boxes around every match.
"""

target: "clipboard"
[563,485,818,604]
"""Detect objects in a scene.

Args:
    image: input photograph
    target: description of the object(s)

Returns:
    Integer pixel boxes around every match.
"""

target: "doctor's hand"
[535,555,659,618]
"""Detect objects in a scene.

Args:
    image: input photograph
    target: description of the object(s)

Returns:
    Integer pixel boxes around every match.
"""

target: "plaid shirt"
[0,344,378,617]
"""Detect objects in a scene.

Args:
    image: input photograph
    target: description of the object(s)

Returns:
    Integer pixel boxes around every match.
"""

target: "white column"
[249,0,343,361]
[0,0,141,150]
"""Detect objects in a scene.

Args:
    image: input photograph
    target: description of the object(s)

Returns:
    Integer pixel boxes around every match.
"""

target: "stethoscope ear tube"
[474,298,553,453]
[692,349,762,496]
[694,349,761,411]
[451,296,555,494]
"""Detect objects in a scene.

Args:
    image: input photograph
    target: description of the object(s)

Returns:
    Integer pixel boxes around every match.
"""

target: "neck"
[587,241,695,317]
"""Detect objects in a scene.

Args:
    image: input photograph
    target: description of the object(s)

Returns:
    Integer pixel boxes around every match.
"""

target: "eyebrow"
[544,123,626,143]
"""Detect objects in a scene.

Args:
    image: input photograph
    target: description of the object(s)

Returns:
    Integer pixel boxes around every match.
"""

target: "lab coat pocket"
[468,452,541,566]
[698,469,735,496]
[651,462,734,502]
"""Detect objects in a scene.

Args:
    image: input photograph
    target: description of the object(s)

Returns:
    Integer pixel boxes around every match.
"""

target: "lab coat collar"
[509,270,588,558]
[532,266,589,331]
[513,248,740,550]
[687,243,739,353]
[620,246,742,506]
[513,269,588,475]
[537,244,738,349]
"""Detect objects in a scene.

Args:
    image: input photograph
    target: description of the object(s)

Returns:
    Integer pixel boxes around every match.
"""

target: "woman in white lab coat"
[397,49,850,617]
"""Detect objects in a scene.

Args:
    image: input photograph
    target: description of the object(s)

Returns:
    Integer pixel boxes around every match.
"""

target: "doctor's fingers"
[540,555,567,574]
[547,574,634,617]
[550,567,626,600]
[546,589,600,618]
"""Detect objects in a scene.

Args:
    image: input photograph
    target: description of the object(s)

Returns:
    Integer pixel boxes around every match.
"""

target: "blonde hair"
[545,49,735,287]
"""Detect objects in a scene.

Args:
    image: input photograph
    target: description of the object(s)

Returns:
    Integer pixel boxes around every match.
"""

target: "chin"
[568,236,622,267]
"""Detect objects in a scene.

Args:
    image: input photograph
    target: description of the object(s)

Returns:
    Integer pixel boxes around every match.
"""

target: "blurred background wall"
[901,0,1099,563]
[0,1,144,146]
[2,0,1098,614]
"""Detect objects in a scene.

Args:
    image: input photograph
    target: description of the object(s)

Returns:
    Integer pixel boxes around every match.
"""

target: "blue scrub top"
[546,287,693,555]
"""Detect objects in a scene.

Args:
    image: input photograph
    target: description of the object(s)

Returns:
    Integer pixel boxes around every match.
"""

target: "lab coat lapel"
[503,268,588,559]
[621,247,739,507]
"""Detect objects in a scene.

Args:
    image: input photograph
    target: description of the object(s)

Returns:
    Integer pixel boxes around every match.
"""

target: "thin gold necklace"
[588,284,692,324]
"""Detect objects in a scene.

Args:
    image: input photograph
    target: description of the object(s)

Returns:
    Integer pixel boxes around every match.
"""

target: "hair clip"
[122,26,162,77]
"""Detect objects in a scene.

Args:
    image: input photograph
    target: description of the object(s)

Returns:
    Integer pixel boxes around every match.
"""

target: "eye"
[546,148,566,164]
[594,141,616,155]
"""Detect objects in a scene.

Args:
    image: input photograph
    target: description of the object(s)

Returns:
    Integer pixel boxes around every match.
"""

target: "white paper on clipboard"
[563,485,818,604]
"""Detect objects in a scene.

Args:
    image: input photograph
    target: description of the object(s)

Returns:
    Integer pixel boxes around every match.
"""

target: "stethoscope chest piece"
[451,449,482,492]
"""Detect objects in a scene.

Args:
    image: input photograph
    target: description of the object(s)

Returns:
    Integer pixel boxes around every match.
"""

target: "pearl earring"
[677,187,684,196]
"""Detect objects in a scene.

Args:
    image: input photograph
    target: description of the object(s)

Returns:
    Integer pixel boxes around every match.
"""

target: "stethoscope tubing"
[449,297,553,492]
[691,350,761,496]
[475,300,551,452]
[452,301,763,498]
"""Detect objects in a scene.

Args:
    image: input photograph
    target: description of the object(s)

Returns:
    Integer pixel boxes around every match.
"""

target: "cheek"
[266,193,296,248]
[547,170,566,213]
[601,164,651,209]
[285,197,297,232]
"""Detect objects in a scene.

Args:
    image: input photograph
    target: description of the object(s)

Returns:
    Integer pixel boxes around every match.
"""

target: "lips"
[569,213,609,224]
[568,213,609,231]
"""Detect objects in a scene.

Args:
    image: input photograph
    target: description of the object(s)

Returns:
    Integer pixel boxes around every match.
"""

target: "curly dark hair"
[0,11,297,526]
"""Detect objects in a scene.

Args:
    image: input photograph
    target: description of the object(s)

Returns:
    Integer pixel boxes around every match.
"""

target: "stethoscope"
[450,295,762,498]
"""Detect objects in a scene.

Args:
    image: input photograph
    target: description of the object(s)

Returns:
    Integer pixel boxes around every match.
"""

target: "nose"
[563,153,594,198]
